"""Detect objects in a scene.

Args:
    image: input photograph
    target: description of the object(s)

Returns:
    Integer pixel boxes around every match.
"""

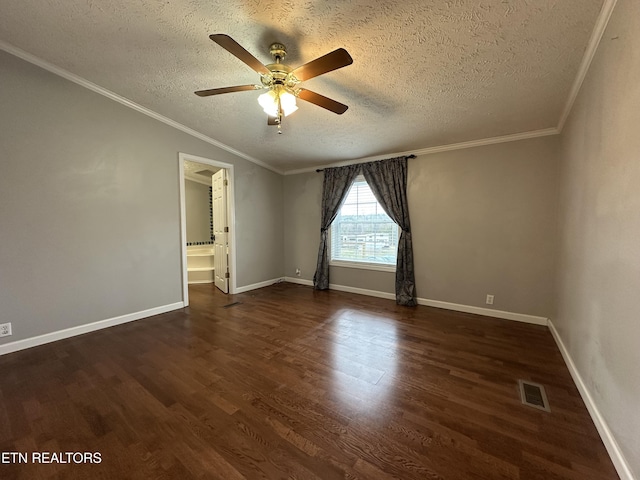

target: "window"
[330,176,399,269]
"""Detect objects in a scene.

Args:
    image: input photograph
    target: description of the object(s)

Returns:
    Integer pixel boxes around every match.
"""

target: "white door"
[212,169,229,293]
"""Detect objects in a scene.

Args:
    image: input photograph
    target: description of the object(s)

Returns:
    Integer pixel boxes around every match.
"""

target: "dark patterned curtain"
[362,157,416,306]
[313,164,361,290]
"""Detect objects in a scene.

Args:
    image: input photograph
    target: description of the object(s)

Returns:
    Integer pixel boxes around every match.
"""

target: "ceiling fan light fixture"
[258,89,278,116]
[279,90,298,116]
[258,87,298,117]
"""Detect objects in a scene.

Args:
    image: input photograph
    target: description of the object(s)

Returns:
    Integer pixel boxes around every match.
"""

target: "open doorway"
[178,153,236,306]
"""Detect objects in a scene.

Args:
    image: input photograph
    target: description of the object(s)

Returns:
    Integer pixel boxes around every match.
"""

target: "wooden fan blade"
[195,85,259,97]
[292,48,353,81]
[297,89,349,114]
[209,34,270,75]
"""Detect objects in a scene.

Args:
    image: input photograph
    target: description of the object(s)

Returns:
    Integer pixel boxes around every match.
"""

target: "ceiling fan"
[195,34,353,133]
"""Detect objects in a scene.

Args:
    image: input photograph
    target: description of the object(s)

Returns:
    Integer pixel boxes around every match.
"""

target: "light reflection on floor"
[330,309,398,414]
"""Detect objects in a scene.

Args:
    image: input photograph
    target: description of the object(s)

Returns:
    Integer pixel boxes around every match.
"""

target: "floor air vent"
[222,301,241,309]
[518,379,550,412]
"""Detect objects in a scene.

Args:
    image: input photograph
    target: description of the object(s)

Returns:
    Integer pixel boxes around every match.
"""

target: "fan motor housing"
[262,63,297,88]
[269,42,287,61]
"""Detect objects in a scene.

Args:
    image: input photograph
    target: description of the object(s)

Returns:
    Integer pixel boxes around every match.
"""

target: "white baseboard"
[285,277,397,300]
[0,302,185,356]
[329,283,396,300]
[418,298,548,326]
[282,279,547,326]
[548,320,635,480]
[284,277,314,286]
[285,278,396,299]
[235,277,285,293]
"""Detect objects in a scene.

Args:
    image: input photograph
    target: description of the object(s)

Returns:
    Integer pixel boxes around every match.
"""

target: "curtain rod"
[315,154,416,172]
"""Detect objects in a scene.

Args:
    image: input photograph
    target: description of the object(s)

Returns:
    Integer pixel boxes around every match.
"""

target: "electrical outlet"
[486,295,494,305]
[295,268,301,277]
[0,322,12,337]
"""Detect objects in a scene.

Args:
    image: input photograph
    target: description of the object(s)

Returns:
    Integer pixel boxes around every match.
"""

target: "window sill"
[329,260,396,273]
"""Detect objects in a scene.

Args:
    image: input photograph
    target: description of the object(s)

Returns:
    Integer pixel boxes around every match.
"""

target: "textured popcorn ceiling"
[184,160,219,185]
[0,0,604,172]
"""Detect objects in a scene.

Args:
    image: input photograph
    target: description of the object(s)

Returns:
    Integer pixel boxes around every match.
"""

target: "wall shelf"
[187,245,214,284]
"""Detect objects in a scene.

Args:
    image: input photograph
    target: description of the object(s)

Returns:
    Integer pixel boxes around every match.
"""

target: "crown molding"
[557,0,618,131]
[0,41,283,175]
[286,0,620,179]
[284,127,559,175]
[2,0,618,179]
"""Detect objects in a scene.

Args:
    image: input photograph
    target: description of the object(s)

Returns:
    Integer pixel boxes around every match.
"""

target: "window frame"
[328,176,399,272]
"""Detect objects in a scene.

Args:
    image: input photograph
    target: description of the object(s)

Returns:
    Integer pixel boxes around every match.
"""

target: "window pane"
[331,177,398,265]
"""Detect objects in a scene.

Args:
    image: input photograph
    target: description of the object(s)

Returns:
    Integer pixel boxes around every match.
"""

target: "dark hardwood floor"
[0,283,619,479]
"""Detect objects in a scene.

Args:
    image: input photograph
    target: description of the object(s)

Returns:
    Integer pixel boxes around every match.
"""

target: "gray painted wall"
[284,136,560,318]
[555,0,640,475]
[185,179,211,244]
[236,162,284,286]
[283,172,323,281]
[0,50,284,345]
[410,137,560,317]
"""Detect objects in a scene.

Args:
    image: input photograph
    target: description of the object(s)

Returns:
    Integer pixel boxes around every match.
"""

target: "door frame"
[178,152,237,305]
